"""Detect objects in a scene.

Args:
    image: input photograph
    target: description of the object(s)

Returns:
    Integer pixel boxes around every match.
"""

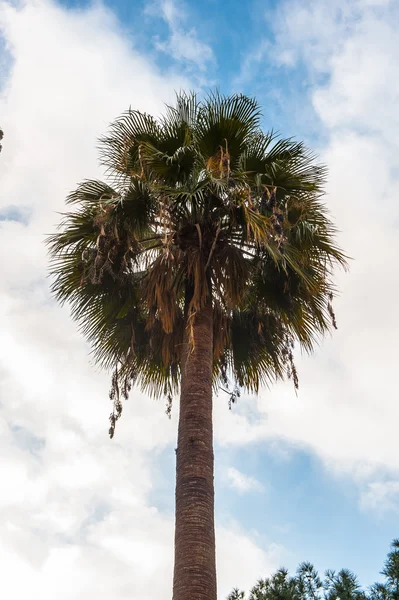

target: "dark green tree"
[227,590,246,600]
[297,562,323,600]
[248,569,300,600]
[369,583,391,600]
[229,539,399,600]
[324,569,366,600]
[230,563,364,600]
[48,92,346,600]
[382,540,399,600]
[370,540,399,600]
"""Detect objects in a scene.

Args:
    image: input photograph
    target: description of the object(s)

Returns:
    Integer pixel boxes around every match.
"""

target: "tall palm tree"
[48,92,346,600]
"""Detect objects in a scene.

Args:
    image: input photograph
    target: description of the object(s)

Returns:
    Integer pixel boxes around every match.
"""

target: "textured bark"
[173,296,217,600]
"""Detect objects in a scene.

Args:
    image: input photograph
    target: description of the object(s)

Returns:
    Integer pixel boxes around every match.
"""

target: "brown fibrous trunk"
[172,295,217,600]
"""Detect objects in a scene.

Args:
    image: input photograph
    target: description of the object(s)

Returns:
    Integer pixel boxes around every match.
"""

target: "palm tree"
[48,92,346,600]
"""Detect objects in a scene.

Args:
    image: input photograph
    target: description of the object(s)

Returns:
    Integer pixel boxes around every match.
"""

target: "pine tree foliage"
[371,539,399,600]
[229,539,398,600]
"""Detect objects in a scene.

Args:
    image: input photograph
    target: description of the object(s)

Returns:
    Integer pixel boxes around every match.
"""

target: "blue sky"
[59,0,324,141]
[151,439,395,585]
[0,0,399,598]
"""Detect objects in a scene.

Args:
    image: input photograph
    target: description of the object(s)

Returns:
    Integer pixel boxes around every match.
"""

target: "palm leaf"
[48,91,347,434]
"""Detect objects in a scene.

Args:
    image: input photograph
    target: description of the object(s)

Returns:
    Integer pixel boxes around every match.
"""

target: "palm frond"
[48,91,347,435]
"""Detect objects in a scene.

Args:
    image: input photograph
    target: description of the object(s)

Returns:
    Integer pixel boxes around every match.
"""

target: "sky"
[0,0,399,598]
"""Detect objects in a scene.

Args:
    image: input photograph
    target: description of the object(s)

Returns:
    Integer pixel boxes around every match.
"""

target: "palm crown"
[48,92,346,436]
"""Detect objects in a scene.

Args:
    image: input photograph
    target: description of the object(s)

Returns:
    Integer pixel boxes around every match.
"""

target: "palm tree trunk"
[172,294,217,600]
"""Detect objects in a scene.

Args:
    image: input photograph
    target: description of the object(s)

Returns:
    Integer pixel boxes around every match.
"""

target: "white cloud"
[146,0,214,72]
[217,527,282,598]
[360,481,399,514]
[216,0,399,507]
[226,467,265,494]
[267,0,392,73]
[0,0,276,598]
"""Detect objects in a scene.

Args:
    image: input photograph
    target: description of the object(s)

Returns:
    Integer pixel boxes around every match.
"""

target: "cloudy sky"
[1,0,399,597]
